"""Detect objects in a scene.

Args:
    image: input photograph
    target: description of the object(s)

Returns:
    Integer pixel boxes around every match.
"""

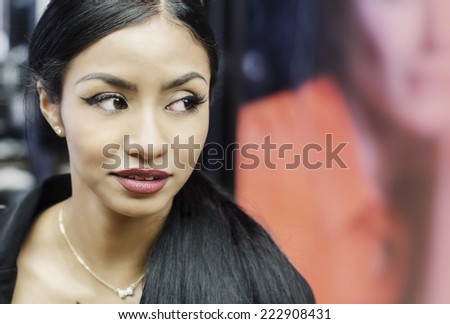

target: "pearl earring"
[54,126,62,135]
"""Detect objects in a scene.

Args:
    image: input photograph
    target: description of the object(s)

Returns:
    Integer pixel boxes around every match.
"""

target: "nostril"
[128,150,141,158]
[124,136,146,157]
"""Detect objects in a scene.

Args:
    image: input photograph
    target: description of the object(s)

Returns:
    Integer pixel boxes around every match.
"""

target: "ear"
[36,81,65,137]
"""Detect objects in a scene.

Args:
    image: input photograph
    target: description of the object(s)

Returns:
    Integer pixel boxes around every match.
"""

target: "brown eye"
[109,97,128,110]
[165,95,206,114]
[83,93,128,112]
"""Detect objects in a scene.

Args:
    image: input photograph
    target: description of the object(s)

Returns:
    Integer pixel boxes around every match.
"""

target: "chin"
[117,195,174,217]
[393,97,450,137]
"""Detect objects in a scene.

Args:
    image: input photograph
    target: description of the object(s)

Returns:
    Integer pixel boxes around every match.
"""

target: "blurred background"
[1,0,449,303]
[0,0,36,206]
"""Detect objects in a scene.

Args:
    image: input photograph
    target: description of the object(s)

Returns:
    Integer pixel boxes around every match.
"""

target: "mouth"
[122,175,160,181]
[408,70,450,95]
[112,169,172,194]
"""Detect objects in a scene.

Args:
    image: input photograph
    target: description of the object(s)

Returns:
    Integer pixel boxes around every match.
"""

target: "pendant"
[117,286,135,299]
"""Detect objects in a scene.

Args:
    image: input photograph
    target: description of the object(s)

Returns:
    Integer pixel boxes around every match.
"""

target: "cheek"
[352,0,430,115]
[66,130,112,174]
[168,111,209,168]
[61,106,120,170]
[356,0,423,67]
[192,112,210,147]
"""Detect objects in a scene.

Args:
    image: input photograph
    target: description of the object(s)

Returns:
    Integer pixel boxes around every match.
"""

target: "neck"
[62,186,170,282]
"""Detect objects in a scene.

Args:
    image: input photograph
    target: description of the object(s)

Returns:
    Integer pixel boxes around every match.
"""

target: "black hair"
[145,171,314,303]
[29,0,218,102]
[28,0,314,303]
[314,0,351,80]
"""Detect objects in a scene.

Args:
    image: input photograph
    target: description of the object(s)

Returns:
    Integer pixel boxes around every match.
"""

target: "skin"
[12,15,211,303]
[346,0,450,302]
[349,0,450,136]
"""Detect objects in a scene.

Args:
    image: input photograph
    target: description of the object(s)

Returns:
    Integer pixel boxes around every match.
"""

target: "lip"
[113,169,171,194]
[408,71,450,94]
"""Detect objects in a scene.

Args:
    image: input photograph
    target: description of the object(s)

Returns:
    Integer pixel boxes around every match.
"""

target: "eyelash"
[165,93,206,114]
[82,93,127,112]
[81,93,206,114]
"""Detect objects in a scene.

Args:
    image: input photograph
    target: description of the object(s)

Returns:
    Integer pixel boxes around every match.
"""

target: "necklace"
[58,207,145,299]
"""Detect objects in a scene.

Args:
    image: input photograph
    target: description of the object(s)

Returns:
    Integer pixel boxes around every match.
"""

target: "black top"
[0,174,73,303]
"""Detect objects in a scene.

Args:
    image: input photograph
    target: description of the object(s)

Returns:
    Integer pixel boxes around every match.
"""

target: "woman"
[0,0,314,304]
[236,0,450,303]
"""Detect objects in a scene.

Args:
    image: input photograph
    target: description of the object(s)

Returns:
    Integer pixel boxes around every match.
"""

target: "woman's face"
[41,16,210,218]
[349,0,450,135]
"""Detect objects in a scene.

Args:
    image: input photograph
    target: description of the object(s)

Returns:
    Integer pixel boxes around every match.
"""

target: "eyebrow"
[162,72,207,91]
[75,71,207,92]
[75,73,138,91]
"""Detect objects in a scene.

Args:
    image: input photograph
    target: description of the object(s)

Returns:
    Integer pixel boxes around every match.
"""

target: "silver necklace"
[58,207,145,299]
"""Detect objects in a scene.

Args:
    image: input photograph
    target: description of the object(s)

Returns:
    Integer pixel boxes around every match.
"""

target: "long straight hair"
[144,170,314,303]
[28,0,314,303]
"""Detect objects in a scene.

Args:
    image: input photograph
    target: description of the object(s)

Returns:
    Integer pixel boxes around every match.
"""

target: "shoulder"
[0,205,11,238]
[229,204,315,303]
[236,76,345,142]
[237,89,296,140]
[0,174,72,268]
[187,172,315,303]
[144,171,314,303]
[0,203,25,303]
[239,76,344,117]
[239,89,297,117]
[0,187,42,272]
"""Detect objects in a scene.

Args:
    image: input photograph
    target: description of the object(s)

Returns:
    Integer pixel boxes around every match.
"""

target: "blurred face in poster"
[349,0,450,136]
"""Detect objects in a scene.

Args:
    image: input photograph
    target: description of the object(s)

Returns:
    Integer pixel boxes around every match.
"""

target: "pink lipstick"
[113,169,171,194]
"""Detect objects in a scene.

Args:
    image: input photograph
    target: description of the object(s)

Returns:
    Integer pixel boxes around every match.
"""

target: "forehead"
[64,15,211,86]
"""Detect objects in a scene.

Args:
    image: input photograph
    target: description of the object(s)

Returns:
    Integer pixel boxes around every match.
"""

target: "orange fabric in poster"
[235,77,410,303]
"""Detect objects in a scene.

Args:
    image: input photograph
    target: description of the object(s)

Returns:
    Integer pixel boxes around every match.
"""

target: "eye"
[165,95,206,114]
[82,93,128,112]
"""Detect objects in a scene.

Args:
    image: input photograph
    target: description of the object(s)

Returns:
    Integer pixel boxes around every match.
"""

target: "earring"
[54,126,62,135]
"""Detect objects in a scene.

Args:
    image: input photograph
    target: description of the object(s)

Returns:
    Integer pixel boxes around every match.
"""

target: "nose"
[124,109,167,166]
[423,0,450,51]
